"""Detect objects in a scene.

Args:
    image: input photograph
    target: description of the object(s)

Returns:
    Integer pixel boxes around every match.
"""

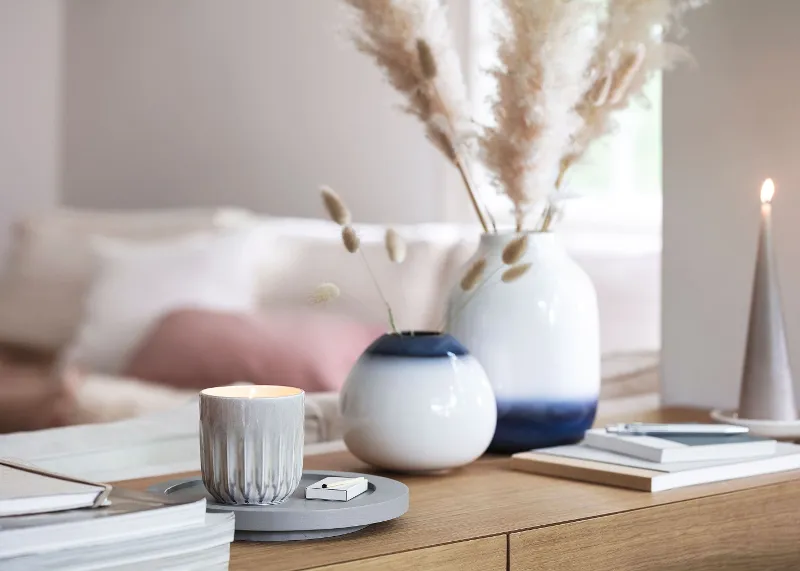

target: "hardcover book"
[582,428,776,463]
[510,442,800,492]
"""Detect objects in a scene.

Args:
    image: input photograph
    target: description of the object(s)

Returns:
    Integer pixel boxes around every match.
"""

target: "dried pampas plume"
[384,228,407,263]
[342,0,490,231]
[502,234,529,265]
[480,0,602,231]
[460,257,487,291]
[311,282,341,304]
[501,263,532,284]
[341,226,361,253]
[320,185,351,226]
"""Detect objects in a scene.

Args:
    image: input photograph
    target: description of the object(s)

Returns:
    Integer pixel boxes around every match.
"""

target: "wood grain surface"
[511,479,800,571]
[115,407,800,571]
[304,536,506,571]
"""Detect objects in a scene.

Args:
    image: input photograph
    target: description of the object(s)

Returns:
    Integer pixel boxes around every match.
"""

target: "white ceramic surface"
[340,334,496,472]
[199,386,304,505]
[446,232,600,452]
[711,409,800,439]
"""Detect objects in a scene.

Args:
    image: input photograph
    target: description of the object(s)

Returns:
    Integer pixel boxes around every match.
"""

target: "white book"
[2,513,234,571]
[0,461,110,517]
[0,488,207,559]
[98,544,230,571]
[582,428,777,463]
[511,442,800,491]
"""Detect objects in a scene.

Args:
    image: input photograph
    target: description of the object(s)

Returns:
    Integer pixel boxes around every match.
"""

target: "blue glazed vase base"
[490,399,598,454]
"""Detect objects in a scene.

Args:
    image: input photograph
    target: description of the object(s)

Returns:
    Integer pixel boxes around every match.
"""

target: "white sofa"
[0,207,660,480]
[0,208,660,355]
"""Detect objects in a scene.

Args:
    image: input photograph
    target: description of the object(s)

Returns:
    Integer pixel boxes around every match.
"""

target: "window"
[467,1,662,240]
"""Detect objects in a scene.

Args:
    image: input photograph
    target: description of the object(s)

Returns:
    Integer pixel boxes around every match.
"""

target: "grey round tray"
[148,470,409,542]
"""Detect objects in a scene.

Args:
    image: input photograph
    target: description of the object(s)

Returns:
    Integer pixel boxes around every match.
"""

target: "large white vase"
[446,232,600,453]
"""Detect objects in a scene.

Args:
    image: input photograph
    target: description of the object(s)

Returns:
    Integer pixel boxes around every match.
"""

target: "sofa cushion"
[64,227,267,375]
[123,308,383,392]
[0,208,254,352]
[0,351,80,433]
[254,217,470,331]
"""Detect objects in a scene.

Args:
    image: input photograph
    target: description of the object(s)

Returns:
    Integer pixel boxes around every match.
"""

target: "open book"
[0,460,110,517]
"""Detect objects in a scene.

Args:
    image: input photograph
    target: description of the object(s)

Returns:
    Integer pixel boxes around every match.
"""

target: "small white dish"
[711,409,800,440]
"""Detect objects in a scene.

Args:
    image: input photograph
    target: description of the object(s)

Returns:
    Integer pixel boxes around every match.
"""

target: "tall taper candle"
[738,178,798,420]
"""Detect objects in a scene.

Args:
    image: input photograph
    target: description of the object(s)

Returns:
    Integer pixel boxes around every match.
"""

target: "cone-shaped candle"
[738,178,798,420]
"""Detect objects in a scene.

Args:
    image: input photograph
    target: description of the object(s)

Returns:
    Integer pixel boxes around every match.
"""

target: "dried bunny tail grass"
[384,228,407,263]
[342,226,361,253]
[480,0,602,230]
[460,257,487,291]
[501,263,532,284]
[502,234,529,265]
[342,0,489,231]
[320,185,351,226]
[310,282,341,304]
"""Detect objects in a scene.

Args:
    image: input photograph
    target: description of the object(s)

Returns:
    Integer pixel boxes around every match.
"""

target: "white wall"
[62,0,450,224]
[663,0,800,409]
[0,0,62,264]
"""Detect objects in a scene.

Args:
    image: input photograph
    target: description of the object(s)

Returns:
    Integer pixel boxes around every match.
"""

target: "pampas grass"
[481,0,602,231]
[342,0,491,231]
[340,0,703,234]
[384,228,407,263]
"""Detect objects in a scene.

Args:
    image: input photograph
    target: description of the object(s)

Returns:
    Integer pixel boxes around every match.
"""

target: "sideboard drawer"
[510,481,800,571]
[313,535,506,571]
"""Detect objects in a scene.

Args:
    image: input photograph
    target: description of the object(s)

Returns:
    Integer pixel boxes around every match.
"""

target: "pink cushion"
[0,355,81,433]
[123,309,383,392]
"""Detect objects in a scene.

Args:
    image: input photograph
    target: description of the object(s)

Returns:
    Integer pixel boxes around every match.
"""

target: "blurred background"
[1,0,662,268]
[0,0,664,435]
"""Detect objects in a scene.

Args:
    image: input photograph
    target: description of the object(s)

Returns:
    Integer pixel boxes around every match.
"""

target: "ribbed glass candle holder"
[199,385,304,505]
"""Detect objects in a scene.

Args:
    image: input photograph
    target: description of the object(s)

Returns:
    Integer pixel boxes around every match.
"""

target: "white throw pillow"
[252,217,469,331]
[0,208,256,352]
[64,227,265,374]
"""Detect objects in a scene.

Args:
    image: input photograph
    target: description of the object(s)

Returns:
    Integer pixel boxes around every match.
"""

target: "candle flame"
[761,178,775,204]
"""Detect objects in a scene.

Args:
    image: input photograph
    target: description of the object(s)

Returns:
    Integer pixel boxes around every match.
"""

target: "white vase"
[340,332,497,472]
[446,232,600,453]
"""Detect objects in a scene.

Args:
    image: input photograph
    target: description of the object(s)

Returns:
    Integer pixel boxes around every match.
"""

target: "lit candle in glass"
[738,179,797,420]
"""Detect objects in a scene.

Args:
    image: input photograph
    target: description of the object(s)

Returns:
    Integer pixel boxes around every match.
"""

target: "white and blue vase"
[447,232,600,453]
[340,332,496,472]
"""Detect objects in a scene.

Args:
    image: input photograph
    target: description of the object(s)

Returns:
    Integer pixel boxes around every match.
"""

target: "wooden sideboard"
[118,408,800,570]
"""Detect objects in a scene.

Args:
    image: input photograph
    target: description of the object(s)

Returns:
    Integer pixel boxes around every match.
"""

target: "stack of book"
[511,425,800,491]
[0,461,234,570]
